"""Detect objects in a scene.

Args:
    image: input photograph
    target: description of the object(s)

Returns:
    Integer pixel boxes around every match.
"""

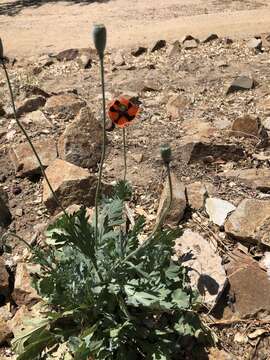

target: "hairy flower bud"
[160,144,172,164]
[0,38,3,59]
[93,24,107,58]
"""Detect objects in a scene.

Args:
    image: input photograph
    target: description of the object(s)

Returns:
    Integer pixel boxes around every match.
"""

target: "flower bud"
[93,24,107,58]
[0,38,3,59]
[160,144,172,164]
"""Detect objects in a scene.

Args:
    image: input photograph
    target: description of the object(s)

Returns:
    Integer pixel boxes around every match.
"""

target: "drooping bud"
[160,144,172,164]
[0,38,3,59]
[92,24,107,59]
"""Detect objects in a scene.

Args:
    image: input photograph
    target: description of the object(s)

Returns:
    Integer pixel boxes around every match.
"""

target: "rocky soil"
[1,33,270,359]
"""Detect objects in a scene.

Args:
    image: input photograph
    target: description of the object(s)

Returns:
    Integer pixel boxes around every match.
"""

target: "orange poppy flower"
[108,97,139,128]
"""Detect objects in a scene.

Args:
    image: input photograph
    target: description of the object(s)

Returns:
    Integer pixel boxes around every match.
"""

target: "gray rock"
[56,48,79,61]
[226,75,255,95]
[131,46,147,57]
[0,187,11,229]
[58,107,103,169]
[16,96,46,117]
[150,39,166,52]
[206,197,235,227]
[201,33,219,43]
[174,230,227,308]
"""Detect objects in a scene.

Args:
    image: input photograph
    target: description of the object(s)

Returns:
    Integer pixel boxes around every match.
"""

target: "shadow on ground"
[0,0,110,16]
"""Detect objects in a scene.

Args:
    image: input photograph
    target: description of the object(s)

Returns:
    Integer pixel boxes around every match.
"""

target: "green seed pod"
[160,144,172,164]
[0,38,3,59]
[93,24,107,58]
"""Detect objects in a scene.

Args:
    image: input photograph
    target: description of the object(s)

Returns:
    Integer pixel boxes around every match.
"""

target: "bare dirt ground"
[1,0,270,57]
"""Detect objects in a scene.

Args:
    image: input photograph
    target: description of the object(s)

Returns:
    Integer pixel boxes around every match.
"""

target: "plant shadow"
[0,0,110,16]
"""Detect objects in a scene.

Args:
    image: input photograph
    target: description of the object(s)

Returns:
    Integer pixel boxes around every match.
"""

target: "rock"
[56,48,79,61]
[78,52,92,69]
[166,94,189,119]
[263,117,270,130]
[0,257,9,300]
[21,110,52,129]
[226,75,255,95]
[223,37,233,45]
[183,39,198,49]
[186,182,208,210]
[230,115,259,138]
[247,37,262,51]
[0,317,12,345]
[16,96,46,117]
[224,250,270,319]
[208,348,232,360]
[206,198,235,227]
[225,199,270,244]
[15,208,23,217]
[52,204,93,224]
[9,139,57,177]
[44,94,86,120]
[58,107,103,169]
[150,39,166,52]
[131,46,147,57]
[156,173,186,227]
[167,41,181,57]
[174,230,227,308]
[22,84,50,99]
[201,33,219,43]
[181,35,197,43]
[178,141,244,164]
[111,51,125,66]
[43,159,108,213]
[221,168,270,192]
[12,262,40,306]
[0,187,11,229]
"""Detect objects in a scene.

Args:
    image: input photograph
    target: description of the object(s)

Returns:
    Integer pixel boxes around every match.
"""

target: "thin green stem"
[122,127,127,181]
[94,55,107,240]
[119,162,173,264]
[0,59,67,216]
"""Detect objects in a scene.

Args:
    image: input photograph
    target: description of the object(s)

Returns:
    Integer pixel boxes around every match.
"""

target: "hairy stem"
[123,127,127,181]
[94,55,106,240]
[0,59,66,215]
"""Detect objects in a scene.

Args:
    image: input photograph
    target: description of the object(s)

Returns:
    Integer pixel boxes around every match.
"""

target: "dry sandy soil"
[1,0,270,57]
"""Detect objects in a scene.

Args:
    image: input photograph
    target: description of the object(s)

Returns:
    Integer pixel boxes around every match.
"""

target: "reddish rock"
[9,139,57,177]
[221,168,270,192]
[225,199,270,245]
[58,107,103,169]
[224,251,270,319]
[43,159,110,213]
[12,263,40,306]
[230,115,259,138]
[156,173,186,227]
[44,94,86,119]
